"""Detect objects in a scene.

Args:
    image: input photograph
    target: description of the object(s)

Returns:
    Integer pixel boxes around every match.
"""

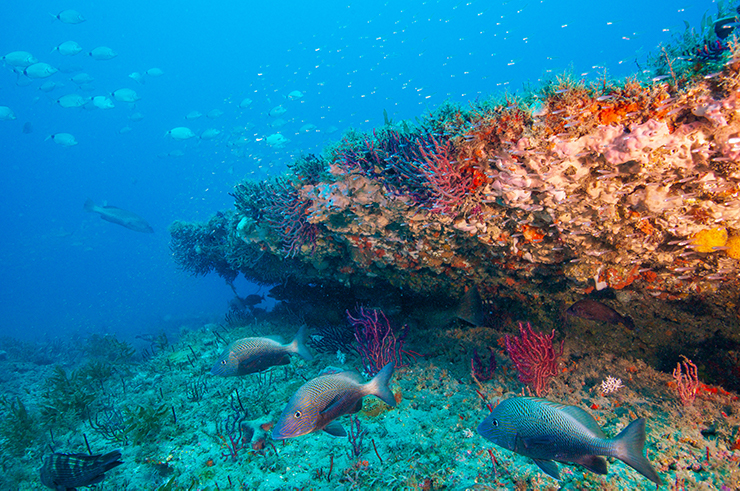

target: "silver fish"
[211,325,312,376]
[477,397,661,484]
[84,199,154,233]
[272,362,396,439]
[40,450,122,490]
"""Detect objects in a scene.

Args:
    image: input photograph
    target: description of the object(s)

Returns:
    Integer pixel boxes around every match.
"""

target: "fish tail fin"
[288,324,313,361]
[84,199,96,212]
[367,362,396,407]
[48,12,57,22]
[613,418,662,485]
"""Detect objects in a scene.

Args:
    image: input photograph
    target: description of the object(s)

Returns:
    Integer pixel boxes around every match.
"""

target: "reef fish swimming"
[84,199,154,233]
[477,397,662,485]
[272,362,396,440]
[565,298,635,329]
[40,450,123,490]
[211,325,313,376]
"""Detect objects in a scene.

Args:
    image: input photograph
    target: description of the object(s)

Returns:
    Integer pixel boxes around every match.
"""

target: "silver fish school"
[273,362,396,440]
[477,397,662,485]
[210,325,313,376]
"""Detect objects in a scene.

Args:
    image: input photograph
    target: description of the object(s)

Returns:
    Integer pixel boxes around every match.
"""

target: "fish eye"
[492,419,499,427]
[294,411,302,418]
[220,360,227,365]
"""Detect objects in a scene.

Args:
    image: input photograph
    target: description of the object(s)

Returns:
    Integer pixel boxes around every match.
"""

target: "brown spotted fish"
[40,450,123,490]
[565,299,635,329]
[272,362,396,439]
[210,325,313,376]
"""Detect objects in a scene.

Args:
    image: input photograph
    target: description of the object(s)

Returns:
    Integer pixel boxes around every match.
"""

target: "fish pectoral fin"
[574,455,608,475]
[319,394,344,415]
[532,459,560,480]
[323,421,347,437]
[520,434,556,449]
[351,399,363,413]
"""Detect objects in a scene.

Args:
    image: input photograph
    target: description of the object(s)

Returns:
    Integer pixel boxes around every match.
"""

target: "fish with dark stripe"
[477,397,661,484]
[40,450,123,490]
[272,362,396,439]
[211,325,313,376]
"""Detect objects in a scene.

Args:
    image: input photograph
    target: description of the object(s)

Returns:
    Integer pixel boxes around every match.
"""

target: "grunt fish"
[40,450,122,490]
[477,397,661,484]
[211,325,313,376]
[565,298,634,329]
[84,199,154,233]
[272,362,396,439]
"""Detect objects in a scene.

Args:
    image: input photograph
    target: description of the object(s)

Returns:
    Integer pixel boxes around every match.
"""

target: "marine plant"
[89,405,128,444]
[84,333,136,363]
[123,402,170,446]
[39,366,96,428]
[0,396,38,457]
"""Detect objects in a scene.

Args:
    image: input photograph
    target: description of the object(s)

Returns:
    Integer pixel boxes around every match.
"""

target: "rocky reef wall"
[170,30,740,384]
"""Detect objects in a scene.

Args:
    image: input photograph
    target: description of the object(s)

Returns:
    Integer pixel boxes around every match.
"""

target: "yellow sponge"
[726,235,740,259]
[691,228,728,253]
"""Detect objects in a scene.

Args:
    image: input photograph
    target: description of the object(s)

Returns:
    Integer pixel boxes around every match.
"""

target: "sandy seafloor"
[2,314,740,491]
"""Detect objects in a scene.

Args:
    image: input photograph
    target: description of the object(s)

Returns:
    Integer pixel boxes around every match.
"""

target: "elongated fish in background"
[211,325,313,376]
[52,41,82,56]
[89,47,117,60]
[272,362,396,440]
[40,450,122,490]
[23,62,57,79]
[0,106,16,120]
[84,199,154,233]
[50,9,86,24]
[477,397,662,485]
[46,133,77,147]
[2,51,38,68]
[565,299,635,329]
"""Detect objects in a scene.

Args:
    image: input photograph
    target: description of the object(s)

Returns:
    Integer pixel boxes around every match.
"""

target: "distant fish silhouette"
[565,299,634,329]
[22,121,33,134]
[84,199,154,233]
[40,450,122,490]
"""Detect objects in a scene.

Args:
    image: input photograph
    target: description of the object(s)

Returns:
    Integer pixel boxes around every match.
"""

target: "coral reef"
[170,40,740,383]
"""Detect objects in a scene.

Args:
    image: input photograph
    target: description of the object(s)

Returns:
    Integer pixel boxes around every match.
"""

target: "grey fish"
[272,362,396,440]
[84,199,154,233]
[565,299,634,329]
[211,325,312,376]
[40,450,122,490]
[477,397,661,484]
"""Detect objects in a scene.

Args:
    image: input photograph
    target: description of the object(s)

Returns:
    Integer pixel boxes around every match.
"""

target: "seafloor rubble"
[170,38,740,389]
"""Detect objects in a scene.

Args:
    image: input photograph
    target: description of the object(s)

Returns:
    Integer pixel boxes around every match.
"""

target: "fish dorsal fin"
[336,370,364,384]
[533,459,560,480]
[558,405,606,438]
[323,421,347,437]
[533,398,606,438]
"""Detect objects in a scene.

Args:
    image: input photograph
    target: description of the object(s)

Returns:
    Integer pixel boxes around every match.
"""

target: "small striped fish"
[211,325,313,376]
[40,450,123,490]
[272,362,396,439]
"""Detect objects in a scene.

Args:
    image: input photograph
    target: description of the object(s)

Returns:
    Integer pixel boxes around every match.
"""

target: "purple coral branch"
[504,322,563,397]
[347,307,418,376]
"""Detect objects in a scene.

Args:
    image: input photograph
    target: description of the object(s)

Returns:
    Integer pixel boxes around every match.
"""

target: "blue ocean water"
[0,0,715,344]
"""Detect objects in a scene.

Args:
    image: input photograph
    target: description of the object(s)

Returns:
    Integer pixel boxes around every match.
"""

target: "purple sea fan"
[347,307,418,376]
[504,322,563,397]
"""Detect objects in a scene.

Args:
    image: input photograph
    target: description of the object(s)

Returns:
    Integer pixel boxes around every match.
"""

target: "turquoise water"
[1,1,735,489]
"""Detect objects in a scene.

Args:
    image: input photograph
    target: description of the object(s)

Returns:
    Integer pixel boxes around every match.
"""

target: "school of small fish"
[1,7,318,168]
